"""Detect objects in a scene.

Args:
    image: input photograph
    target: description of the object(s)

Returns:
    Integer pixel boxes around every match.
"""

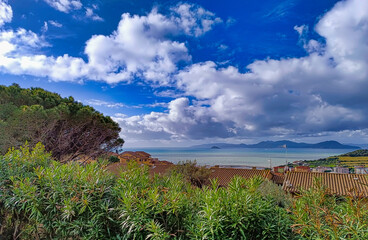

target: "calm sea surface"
[123,148,353,167]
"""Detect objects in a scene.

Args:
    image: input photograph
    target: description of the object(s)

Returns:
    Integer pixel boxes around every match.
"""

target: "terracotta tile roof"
[294,166,311,172]
[283,172,368,197]
[105,162,172,177]
[135,151,151,158]
[157,160,174,165]
[209,168,272,186]
[105,162,126,176]
[149,165,173,176]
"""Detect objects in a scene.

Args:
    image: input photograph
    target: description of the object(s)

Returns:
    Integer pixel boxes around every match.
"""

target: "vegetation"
[292,178,368,239]
[171,160,211,188]
[0,84,124,162]
[1,143,368,239]
[302,149,368,168]
[303,157,339,168]
[109,155,120,163]
[0,143,293,239]
[338,156,368,168]
[341,149,368,157]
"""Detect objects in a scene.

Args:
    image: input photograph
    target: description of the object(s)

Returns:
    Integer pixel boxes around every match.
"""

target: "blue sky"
[0,0,368,147]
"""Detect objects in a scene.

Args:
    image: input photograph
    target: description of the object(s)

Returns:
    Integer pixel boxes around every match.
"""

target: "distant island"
[192,140,360,149]
[211,146,221,149]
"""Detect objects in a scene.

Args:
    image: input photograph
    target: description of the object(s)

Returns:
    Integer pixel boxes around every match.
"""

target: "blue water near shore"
[123,148,353,167]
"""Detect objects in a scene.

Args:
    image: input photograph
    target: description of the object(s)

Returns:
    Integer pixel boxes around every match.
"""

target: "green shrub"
[292,178,368,239]
[0,143,119,239]
[171,160,211,188]
[187,177,294,240]
[258,180,292,208]
[109,155,120,163]
[3,143,341,240]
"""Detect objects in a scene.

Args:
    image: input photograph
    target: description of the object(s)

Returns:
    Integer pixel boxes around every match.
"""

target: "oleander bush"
[0,143,118,239]
[291,178,368,239]
[1,143,368,239]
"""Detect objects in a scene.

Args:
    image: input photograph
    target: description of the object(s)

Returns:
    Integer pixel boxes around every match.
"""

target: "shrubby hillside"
[341,149,368,157]
[0,84,124,162]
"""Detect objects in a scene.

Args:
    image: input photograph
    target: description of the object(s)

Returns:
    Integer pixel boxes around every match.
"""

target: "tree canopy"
[0,83,124,162]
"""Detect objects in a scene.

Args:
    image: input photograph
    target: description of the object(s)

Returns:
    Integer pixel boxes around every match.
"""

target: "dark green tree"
[0,83,124,162]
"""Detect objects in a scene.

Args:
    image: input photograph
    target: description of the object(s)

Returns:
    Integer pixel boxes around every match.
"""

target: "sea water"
[123,148,353,167]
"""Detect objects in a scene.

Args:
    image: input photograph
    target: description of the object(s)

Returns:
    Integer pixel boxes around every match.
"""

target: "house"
[294,166,311,172]
[283,172,368,197]
[354,166,368,174]
[117,151,156,165]
[312,166,333,173]
[273,166,286,173]
[209,167,272,187]
[333,167,349,174]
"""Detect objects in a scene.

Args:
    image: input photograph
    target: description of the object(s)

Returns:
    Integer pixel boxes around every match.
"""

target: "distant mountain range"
[191,140,360,149]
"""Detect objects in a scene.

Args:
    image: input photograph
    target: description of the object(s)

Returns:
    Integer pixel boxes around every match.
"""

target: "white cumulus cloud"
[116,0,368,142]
[43,0,82,13]
[0,3,220,84]
[0,0,12,27]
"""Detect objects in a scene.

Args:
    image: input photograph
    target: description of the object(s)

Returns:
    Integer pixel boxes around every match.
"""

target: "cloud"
[42,20,62,33]
[82,3,221,83]
[262,0,297,21]
[49,20,63,28]
[0,0,12,27]
[113,97,235,141]
[85,99,126,108]
[171,3,222,37]
[225,17,236,27]
[218,44,228,51]
[117,0,368,142]
[141,102,169,108]
[316,0,368,73]
[0,3,220,84]
[294,25,324,54]
[2,0,367,144]
[0,28,50,50]
[83,9,191,83]
[85,99,168,109]
[85,7,103,21]
[43,0,82,13]
[43,0,103,22]
[42,22,48,32]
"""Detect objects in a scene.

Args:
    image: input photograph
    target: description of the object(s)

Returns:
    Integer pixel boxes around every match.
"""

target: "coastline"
[122,147,354,168]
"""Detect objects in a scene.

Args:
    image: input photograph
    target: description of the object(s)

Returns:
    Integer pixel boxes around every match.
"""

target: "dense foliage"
[171,160,212,187]
[292,179,368,239]
[0,143,294,239]
[303,157,339,168]
[1,144,368,239]
[302,149,368,168]
[341,149,368,157]
[0,84,124,161]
